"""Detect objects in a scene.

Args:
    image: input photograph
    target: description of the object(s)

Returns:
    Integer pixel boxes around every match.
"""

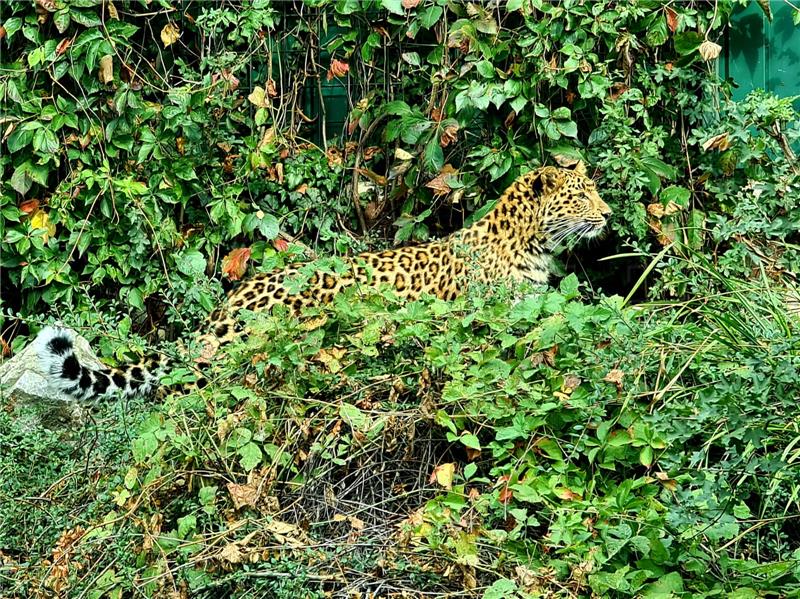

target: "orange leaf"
[498,486,513,504]
[327,59,349,81]
[273,238,290,252]
[402,0,421,7]
[222,247,251,281]
[554,487,582,501]
[20,199,40,214]
[56,38,72,56]
[665,7,679,33]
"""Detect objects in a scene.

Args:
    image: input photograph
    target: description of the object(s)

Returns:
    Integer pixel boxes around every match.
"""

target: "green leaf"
[132,432,158,463]
[639,446,653,467]
[2,18,22,39]
[559,273,580,299]
[383,100,413,116]
[54,9,71,34]
[178,250,206,276]
[380,0,403,15]
[69,9,103,27]
[239,442,263,471]
[177,515,197,539]
[257,213,280,239]
[646,15,668,47]
[463,463,477,480]
[128,287,144,310]
[476,60,495,78]
[424,137,444,172]
[340,402,369,430]
[418,5,443,29]
[483,578,518,599]
[673,31,703,55]
[641,572,684,598]
[660,185,690,207]
[506,0,524,11]
[460,433,481,450]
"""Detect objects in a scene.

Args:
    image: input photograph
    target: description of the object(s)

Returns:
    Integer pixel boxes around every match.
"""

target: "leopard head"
[521,162,611,248]
[505,162,611,249]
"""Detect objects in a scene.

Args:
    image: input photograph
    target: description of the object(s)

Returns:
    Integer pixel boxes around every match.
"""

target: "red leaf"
[273,238,290,252]
[221,247,251,281]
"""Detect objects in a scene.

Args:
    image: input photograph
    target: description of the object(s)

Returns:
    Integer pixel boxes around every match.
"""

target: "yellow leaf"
[30,208,56,242]
[431,462,455,490]
[160,23,180,47]
[248,86,268,108]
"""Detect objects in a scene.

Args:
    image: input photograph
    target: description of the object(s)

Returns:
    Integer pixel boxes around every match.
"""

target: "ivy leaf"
[239,442,262,472]
[417,5,442,28]
[423,137,444,172]
[380,0,404,15]
[673,31,703,56]
[53,9,71,33]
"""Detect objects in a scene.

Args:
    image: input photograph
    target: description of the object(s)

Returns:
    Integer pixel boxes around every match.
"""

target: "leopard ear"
[530,166,565,196]
[570,160,588,176]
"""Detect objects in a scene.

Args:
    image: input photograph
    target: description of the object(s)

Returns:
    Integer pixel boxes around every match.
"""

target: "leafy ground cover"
[2,0,800,597]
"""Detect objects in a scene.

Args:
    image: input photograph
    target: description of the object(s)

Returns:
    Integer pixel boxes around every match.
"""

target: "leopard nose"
[597,199,612,216]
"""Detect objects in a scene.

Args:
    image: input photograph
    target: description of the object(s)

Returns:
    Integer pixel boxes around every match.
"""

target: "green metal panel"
[724,1,800,101]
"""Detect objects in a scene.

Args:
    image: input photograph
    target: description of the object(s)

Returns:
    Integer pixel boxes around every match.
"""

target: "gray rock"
[0,328,103,429]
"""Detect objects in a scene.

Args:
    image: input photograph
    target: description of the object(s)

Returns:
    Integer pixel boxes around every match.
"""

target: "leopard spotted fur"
[36,162,610,400]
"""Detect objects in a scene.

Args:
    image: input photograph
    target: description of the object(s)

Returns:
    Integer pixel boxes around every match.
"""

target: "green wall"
[724,1,800,100]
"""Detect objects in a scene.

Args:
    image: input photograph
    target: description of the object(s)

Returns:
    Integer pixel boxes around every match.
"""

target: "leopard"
[34,161,610,401]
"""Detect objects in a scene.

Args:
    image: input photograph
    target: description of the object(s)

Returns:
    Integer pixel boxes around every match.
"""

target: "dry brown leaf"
[221,247,251,281]
[440,123,459,147]
[562,374,581,394]
[248,86,269,108]
[301,314,328,331]
[702,132,731,152]
[218,543,243,564]
[98,55,114,84]
[326,146,343,166]
[227,482,259,510]
[603,368,625,390]
[56,38,72,56]
[647,201,682,218]
[161,23,180,47]
[498,486,514,504]
[176,136,185,155]
[314,346,346,373]
[357,167,387,186]
[425,164,459,196]
[107,1,119,19]
[264,519,306,546]
[554,487,582,501]
[699,39,722,61]
[36,0,57,12]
